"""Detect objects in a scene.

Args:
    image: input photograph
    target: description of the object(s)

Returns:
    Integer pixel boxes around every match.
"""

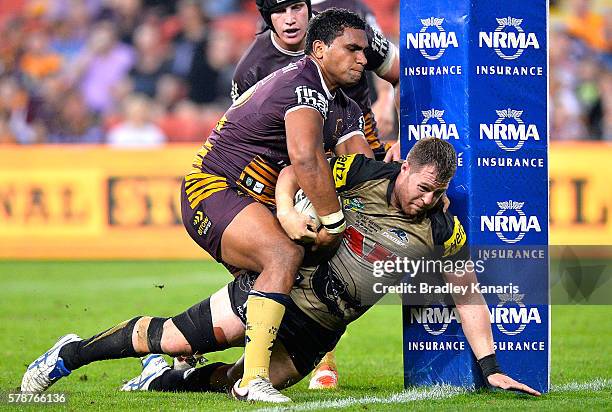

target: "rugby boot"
[121,354,171,391]
[308,363,338,390]
[21,334,82,393]
[231,377,291,403]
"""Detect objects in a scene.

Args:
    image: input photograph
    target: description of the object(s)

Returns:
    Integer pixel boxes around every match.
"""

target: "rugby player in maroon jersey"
[232,0,401,162]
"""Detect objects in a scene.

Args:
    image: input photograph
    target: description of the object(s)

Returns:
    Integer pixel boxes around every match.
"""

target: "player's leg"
[21,284,239,393]
[218,202,304,396]
[122,285,245,391]
[125,277,303,395]
[144,341,303,393]
[181,176,304,397]
[21,315,174,393]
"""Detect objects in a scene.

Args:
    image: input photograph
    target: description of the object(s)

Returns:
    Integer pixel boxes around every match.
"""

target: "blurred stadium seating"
[0,0,609,144]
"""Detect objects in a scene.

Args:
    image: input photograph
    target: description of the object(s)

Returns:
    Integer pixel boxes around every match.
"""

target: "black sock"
[149,362,228,392]
[59,317,140,371]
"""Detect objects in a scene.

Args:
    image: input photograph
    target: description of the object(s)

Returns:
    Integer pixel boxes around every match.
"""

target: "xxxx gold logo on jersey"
[333,154,356,189]
[443,216,466,257]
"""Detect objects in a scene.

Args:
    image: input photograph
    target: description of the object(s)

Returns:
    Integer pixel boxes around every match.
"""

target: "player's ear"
[312,39,326,59]
[401,161,410,174]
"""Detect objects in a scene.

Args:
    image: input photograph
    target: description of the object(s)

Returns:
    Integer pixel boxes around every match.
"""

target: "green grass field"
[1,261,610,410]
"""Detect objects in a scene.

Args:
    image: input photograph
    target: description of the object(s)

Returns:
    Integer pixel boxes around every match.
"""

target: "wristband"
[319,210,346,234]
[477,353,503,378]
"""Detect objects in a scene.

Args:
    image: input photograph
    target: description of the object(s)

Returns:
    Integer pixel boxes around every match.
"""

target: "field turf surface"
[1,261,610,410]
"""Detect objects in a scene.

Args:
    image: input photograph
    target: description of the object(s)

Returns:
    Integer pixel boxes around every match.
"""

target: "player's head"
[393,138,457,216]
[305,8,368,89]
[255,0,312,35]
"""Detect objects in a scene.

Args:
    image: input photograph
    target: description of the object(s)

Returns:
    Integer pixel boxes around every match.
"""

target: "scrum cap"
[256,0,312,33]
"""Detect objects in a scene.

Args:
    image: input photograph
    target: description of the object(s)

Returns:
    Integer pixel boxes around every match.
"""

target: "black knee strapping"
[146,317,167,354]
[171,298,219,354]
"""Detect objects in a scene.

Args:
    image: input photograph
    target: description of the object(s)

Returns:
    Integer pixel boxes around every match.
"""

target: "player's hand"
[277,209,318,243]
[313,227,343,252]
[383,141,401,163]
[486,373,541,396]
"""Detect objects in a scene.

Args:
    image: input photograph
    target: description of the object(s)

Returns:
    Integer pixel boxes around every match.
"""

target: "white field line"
[252,385,467,412]
[252,378,612,412]
[552,378,612,392]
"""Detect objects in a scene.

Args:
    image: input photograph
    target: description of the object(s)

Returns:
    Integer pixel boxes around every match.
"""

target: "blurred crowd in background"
[0,0,609,146]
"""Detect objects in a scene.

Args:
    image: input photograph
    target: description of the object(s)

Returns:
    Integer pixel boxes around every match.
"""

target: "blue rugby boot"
[21,334,82,393]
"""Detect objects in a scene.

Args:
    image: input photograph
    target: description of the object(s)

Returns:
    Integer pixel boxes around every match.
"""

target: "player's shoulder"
[427,206,467,258]
[273,58,334,118]
[329,154,400,191]
[235,33,274,74]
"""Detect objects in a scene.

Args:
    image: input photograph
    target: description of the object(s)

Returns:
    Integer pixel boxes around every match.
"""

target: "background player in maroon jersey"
[232,0,401,161]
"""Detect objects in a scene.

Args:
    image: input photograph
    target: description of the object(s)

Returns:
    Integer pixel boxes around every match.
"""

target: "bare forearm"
[445,270,494,359]
[293,152,340,216]
[335,134,374,158]
[275,166,300,214]
[456,301,494,359]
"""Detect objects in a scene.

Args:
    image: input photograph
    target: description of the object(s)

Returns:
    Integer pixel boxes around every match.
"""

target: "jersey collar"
[308,57,335,100]
[386,166,401,206]
[270,31,305,57]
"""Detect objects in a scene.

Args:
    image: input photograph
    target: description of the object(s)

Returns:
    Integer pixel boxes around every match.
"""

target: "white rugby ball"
[293,189,322,230]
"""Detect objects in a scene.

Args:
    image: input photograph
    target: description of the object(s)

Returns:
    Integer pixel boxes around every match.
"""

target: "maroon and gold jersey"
[195,57,364,206]
[230,16,395,115]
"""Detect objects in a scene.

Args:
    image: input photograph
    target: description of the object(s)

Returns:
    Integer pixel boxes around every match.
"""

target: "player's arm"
[364,25,401,162]
[444,269,541,396]
[435,212,540,396]
[335,133,374,158]
[371,77,395,139]
[230,55,259,103]
[275,166,317,242]
[286,108,345,249]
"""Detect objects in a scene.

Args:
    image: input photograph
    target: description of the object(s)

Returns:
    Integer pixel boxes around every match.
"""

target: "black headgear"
[256,0,312,33]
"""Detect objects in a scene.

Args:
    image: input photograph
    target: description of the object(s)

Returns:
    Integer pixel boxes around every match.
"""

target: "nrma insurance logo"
[479,108,540,152]
[481,200,542,244]
[479,17,540,60]
[409,297,541,336]
[408,109,459,140]
[406,17,458,60]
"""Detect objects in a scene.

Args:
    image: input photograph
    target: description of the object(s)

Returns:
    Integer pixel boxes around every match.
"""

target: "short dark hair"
[304,8,365,55]
[406,137,457,183]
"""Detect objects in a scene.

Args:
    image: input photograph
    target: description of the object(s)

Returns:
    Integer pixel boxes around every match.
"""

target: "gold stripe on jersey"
[191,141,214,169]
[236,156,279,206]
[332,154,356,190]
[185,175,227,195]
[184,171,229,209]
[363,111,382,150]
[251,158,279,185]
[443,216,466,257]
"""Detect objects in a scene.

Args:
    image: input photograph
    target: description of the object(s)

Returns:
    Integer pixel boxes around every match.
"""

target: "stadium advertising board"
[0,145,204,259]
[400,0,549,393]
[0,144,608,259]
